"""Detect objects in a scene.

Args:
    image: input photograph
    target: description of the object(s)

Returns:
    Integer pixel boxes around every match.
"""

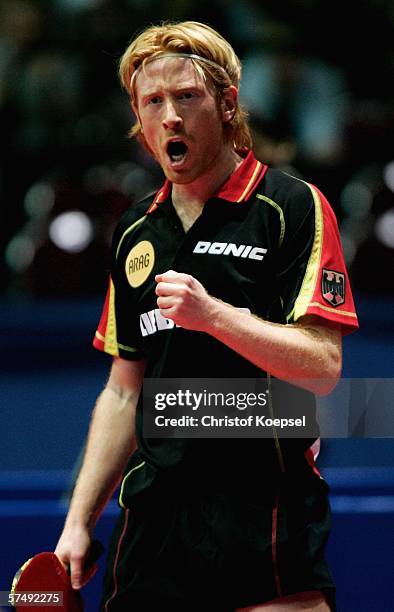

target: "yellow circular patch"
[125,240,155,288]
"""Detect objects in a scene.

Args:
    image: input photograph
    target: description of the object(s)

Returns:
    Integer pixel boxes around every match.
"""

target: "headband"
[129,52,230,91]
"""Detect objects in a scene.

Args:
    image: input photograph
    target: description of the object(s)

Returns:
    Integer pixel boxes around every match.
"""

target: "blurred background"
[0,0,393,610]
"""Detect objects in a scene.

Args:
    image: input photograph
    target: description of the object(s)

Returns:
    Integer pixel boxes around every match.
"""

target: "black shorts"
[101,467,336,611]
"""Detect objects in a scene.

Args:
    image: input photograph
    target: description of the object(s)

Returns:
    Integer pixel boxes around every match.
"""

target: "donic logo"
[193,241,267,261]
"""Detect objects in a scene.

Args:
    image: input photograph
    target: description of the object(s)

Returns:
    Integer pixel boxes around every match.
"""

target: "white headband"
[129,52,230,91]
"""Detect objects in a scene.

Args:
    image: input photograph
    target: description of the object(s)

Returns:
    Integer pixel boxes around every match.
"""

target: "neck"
[172,146,243,210]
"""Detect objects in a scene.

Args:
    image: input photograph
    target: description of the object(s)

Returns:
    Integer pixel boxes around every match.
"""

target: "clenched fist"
[155,270,216,332]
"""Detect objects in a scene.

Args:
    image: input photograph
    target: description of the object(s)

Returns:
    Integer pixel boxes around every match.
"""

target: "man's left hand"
[155,270,214,332]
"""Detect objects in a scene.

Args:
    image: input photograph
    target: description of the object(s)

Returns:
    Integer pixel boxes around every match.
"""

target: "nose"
[162,99,183,130]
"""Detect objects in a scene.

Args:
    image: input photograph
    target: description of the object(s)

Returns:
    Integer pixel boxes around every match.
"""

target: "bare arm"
[155,270,342,395]
[55,357,145,588]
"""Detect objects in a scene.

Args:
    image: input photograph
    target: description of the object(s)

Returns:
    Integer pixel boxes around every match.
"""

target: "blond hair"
[119,21,252,150]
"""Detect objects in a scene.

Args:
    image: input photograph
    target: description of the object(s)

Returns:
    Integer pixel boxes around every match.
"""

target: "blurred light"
[375,209,394,249]
[340,235,357,265]
[341,217,370,243]
[24,182,55,217]
[331,495,394,513]
[383,161,394,193]
[5,235,36,272]
[83,165,112,194]
[49,211,93,253]
[113,162,132,188]
[74,114,109,146]
[56,0,103,10]
[120,166,151,197]
[340,181,373,219]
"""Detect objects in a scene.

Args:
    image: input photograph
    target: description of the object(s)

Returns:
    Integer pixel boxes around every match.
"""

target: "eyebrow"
[139,83,204,101]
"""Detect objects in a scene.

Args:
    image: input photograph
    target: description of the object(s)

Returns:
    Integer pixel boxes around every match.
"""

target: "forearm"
[156,271,342,395]
[64,385,138,530]
[55,358,144,588]
[203,300,341,394]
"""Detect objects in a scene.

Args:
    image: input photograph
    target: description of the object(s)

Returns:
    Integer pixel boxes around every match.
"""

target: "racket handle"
[85,540,105,568]
[66,540,105,575]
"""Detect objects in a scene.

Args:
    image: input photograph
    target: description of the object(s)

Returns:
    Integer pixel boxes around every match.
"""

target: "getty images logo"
[193,241,267,261]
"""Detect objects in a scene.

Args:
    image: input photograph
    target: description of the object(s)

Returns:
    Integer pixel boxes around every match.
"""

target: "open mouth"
[166,140,188,163]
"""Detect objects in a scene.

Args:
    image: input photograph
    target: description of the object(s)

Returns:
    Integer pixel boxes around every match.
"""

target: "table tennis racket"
[11,540,104,611]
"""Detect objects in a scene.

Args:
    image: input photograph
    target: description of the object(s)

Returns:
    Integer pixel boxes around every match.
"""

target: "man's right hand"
[55,525,96,590]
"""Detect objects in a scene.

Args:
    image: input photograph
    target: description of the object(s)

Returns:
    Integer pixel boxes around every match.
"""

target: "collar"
[146,150,267,214]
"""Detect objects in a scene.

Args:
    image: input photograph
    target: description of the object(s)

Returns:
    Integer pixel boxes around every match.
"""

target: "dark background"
[0,1,393,610]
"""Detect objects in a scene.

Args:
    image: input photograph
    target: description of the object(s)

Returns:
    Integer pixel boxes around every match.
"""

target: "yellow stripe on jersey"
[104,278,119,356]
[256,194,285,248]
[117,342,140,353]
[307,302,358,318]
[115,215,147,260]
[237,161,262,202]
[292,183,324,321]
[119,460,146,508]
[95,330,105,342]
[96,320,139,353]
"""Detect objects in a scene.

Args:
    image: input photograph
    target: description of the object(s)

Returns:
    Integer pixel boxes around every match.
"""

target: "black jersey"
[94,150,358,507]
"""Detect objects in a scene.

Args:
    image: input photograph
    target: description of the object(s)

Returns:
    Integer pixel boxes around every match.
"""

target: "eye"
[178,92,195,101]
[148,96,162,105]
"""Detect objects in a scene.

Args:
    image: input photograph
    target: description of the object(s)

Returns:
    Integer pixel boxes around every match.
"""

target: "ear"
[131,97,139,115]
[220,86,238,124]
[131,100,143,132]
[131,99,137,115]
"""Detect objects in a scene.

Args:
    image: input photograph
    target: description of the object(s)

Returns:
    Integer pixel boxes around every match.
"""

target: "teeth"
[167,140,187,163]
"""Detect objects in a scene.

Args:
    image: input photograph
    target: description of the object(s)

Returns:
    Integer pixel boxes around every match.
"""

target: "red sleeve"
[292,184,359,335]
[92,278,111,353]
[92,275,143,359]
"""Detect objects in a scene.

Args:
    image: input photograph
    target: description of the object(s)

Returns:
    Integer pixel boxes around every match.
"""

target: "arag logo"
[193,241,267,261]
[125,240,155,288]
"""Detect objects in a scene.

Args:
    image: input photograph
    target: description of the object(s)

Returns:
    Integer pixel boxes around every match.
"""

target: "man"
[55,21,358,611]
